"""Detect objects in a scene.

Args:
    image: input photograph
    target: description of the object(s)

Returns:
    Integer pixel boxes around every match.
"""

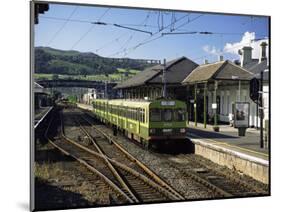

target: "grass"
[34,68,141,82]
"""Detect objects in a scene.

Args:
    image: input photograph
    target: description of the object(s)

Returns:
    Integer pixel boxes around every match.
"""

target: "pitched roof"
[182,60,254,84]
[244,59,269,81]
[114,56,198,89]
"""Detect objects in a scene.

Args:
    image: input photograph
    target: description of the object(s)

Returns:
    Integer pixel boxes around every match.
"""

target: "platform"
[187,122,269,184]
[76,103,93,111]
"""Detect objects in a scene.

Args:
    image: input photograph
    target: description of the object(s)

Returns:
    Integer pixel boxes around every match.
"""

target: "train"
[92,98,187,149]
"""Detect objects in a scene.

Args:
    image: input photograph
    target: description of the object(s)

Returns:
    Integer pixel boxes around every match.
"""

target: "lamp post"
[260,71,264,148]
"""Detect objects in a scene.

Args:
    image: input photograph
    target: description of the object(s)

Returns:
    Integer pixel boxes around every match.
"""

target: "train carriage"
[92,99,187,149]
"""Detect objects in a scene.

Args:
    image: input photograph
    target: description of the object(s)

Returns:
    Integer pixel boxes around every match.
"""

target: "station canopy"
[114,56,198,89]
[182,60,255,85]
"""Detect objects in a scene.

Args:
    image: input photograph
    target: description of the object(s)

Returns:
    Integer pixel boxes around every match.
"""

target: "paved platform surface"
[187,122,269,161]
[77,103,93,111]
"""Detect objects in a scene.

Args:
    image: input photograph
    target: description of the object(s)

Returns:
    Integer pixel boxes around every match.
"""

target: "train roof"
[93,99,186,108]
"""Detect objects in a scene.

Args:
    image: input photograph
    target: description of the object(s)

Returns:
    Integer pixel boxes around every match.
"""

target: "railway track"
[79,108,268,198]
[71,110,185,201]
[48,108,184,203]
[44,111,132,204]
[182,154,268,196]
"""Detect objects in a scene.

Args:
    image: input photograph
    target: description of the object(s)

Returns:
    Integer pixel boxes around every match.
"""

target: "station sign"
[233,102,250,128]
[161,101,175,106]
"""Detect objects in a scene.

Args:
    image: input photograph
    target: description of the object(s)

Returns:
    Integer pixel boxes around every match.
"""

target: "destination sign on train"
[161,101,175,106]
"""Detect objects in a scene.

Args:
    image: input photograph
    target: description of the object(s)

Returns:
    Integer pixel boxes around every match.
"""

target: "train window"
[150,109,161,121]
[140,109,143,122]
[162,109,173,121]
[174,109,185,121]
[134,108,137,120]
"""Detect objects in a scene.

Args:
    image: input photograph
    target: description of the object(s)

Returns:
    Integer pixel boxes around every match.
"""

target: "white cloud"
[224,31,268,59]
[202,45,221,56]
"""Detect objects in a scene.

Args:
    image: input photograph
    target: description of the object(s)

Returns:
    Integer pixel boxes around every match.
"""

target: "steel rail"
[72,116,140,203]
[72,115,182,201]
[43,111,135,203]
[80,113,185,201]
[81,111,234,198]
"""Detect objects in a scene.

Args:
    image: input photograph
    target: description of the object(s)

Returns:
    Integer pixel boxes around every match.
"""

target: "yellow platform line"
[188,132,269,157]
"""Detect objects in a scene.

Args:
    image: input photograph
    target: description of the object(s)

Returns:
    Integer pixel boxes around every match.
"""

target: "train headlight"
[149,128,156,134]
[180,128,186,133]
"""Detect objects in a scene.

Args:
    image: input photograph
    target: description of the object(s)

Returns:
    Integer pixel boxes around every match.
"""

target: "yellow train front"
[92,99,187,149]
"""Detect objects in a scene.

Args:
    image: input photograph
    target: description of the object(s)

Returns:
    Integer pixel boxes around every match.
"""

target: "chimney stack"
[259,42,267,63]
[204,59,208,64]
[239,46,253,67]
[218,55,224,61]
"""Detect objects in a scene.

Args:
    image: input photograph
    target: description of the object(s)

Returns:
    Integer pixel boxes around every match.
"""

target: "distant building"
[82,88,104,105]
[34,82,51,109]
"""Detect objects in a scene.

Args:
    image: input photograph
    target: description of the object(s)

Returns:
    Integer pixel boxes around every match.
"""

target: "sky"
[35,3,269,64]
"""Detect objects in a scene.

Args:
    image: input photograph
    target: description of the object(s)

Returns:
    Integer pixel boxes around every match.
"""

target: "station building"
[114,56,198,100]
[114,42,269,129]
[238,42,269,128]
[182,59,255,126]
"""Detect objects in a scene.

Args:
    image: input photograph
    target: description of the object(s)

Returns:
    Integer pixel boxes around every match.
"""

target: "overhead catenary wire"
[106,11,152,57]
[108,13,192,58]
[46,6,79,46]
[122,13,203,57]
[95,11,151,56]
[41,16,159,29]
[70,8,111,50]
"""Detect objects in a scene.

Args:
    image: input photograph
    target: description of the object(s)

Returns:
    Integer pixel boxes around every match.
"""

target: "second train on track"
[92,99,187,149]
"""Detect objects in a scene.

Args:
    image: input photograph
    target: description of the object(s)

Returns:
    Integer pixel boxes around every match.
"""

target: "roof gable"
[182,60,254,84]
[114,56,198,89]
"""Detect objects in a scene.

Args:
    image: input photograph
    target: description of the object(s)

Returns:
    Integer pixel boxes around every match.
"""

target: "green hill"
[35,47,154,76]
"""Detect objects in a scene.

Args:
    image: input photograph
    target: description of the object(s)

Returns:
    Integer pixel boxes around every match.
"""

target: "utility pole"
[214,81,218,127]
[260,71,264,148]
[204,82,207,128]
[162,58,167,98]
